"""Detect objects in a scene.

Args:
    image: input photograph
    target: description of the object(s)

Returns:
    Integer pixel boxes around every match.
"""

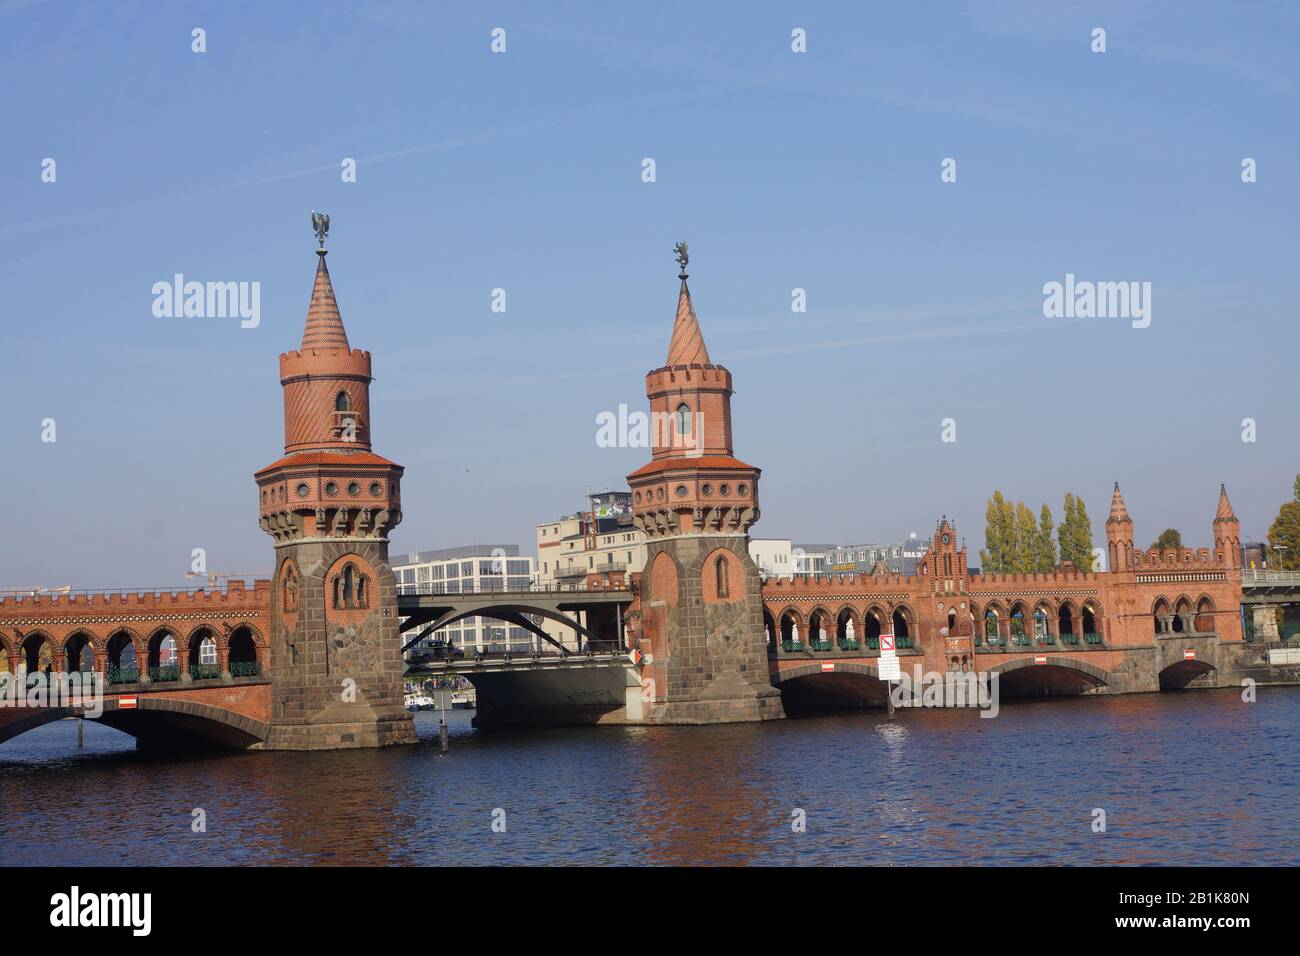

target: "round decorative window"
[656,487,665,501]
[348,481,360,497]
[296,483,310,498]
[634,492,641,504]
[942,533,951,545]
[737,483,748,496]
[701,484,713,497]
[675,485,688,498]
[325,481,338,496]
[369,482,382,496]
[719,483,731,496]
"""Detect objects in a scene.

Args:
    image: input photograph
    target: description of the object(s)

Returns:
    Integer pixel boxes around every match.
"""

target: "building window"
[675,403,692,437]
[716,555,729,598]
[335,391,350,412]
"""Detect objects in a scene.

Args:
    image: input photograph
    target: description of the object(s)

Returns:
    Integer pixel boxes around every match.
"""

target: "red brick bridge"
[0,582,272,749]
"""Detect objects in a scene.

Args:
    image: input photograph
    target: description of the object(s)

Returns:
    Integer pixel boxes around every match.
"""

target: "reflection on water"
[1,689,1296,866]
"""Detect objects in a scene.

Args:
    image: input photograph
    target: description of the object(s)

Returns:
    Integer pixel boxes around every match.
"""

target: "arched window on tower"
[716,555,729,598]
[335,391,350,412]
[674,403,692,440]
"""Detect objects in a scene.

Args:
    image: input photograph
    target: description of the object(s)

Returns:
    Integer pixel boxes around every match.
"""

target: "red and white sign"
[628,648,642,665]
[118,696,138,710]
[821,662,835,673]
[879,633,896,654]
[1183,649,1196,660]
[1034,655,1048,665]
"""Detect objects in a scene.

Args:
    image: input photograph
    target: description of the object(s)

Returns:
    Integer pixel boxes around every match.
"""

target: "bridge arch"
[772,660,888,710]
[985,656,1111,697]
[0,696,269,751]
[401,604,610,655]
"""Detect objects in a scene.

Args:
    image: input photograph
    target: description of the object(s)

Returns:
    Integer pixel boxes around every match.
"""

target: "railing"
[149,665,181,682]
[810,640,834,651]
[1036,634,1056,646]
[984,635,1007,646]
[781,640,804,652]
[106,667,139,685]
[189,663,221,680]
[1083,633,1103,645]
[230,661,261,677]
[399,579,631,596]
[838,639,860,651]
[1243,570,1300,586]
[1011,634,1031,646]
[1059,633,1080,646]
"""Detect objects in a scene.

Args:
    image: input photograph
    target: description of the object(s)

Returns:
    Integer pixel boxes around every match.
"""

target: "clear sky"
[2,1,1297,588]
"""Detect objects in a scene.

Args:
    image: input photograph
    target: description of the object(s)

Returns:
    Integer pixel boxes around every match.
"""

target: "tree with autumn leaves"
[1267,475,1300,570]
[980,491,1095,573]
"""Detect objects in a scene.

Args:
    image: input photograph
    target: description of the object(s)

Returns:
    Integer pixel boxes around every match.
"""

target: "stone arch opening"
[64,632,95,673]
[763,608,777,653]
[863,607,884,645]
[20,633,55,676]
[106,630,139,683]
[779,608,803,648]
[228,626,260,676]
[891,606,913,647]
[836,607,859,647]
[1081,602,1100,639]
[187,627,220,679]
[808,608,832,649]
[1152,597,1171,635]
[147,629,181,682]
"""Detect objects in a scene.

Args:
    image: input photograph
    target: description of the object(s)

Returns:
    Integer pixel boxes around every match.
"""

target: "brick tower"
[626,245,784,724]
[1106,482,1135,572]
[254,216,415,749]
[1213,484,1241,568]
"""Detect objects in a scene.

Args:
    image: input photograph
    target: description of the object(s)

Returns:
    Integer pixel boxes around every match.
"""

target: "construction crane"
[185,571,270,590]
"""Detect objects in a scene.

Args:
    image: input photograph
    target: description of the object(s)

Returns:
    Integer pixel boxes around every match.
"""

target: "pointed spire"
[666,277,711,366]
[665,241,711,366]
[1107,482,1132,525]
[300,249,350,351]
[1215,484,1237,522]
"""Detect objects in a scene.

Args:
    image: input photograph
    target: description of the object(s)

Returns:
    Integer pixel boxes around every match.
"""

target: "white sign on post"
[878,655,901,681]
[880,633,896,655]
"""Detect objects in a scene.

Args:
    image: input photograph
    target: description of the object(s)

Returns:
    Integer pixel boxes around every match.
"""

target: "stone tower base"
[260,713,415,750]
[643,687,785,725]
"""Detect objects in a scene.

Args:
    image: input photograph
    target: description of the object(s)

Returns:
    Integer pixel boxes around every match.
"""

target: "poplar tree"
[1036,504,1057,572]
[1059,493,1096,570]
[1014,503,1037,571]
[980,491,1015,573]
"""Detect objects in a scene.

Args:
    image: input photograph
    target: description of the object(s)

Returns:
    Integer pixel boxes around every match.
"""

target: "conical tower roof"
[300,250,350,351]
[1107,482,1132,525]
[665,276,711,366]
[1215,484,1238,523]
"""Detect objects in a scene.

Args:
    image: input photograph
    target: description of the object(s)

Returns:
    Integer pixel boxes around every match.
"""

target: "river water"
[1,688,1296,866]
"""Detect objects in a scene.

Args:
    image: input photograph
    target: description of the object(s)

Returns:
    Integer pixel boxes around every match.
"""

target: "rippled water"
[1,688,1296,866]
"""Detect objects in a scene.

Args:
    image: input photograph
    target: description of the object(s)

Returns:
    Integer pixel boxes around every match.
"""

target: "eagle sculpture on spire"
[311,210,330,248]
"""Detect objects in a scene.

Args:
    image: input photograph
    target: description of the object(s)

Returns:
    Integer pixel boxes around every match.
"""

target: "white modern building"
[393,545,537,654]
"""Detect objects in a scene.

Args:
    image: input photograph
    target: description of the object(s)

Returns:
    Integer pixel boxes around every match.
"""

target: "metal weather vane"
[311,210,330,249]
[673,240,689,276]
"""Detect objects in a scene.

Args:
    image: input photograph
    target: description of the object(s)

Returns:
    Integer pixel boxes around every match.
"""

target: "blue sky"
[2,0,1297,588]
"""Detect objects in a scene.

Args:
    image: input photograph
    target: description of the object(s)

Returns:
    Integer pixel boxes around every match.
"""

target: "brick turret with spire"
[1213,484,1241,567]
[1106,482,1135,572]
[626,244,783,725]
[253,215,414,750]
